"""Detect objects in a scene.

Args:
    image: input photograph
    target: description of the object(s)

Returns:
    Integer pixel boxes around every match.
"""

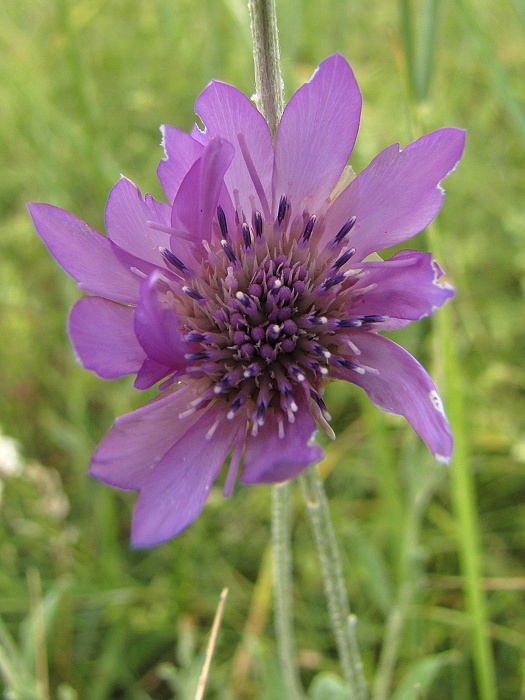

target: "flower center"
[163,201,379,436]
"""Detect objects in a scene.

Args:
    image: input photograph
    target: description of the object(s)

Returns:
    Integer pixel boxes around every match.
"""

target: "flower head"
[29,55,465,546]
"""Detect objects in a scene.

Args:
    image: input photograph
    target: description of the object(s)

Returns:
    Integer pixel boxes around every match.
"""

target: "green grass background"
[1,0,524,698]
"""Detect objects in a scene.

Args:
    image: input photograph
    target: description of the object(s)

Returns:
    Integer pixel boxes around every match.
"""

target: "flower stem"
[299,466,369,700]
[247,0,284,138]
[271,481,304,700]
[247,5,301,695]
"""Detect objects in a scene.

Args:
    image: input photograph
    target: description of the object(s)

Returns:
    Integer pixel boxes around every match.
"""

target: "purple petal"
[134,271,188,369]
[69,297,145,379]
[134,358,173,390]
[131,404,240,546]
[171,138,235,243]
[90,383,204,490]
[241,404,323,484]
[324,128,466,258]
[194,81,274,217]
[157,126,204,202]
[273,54,362,215]
[28,203,158,304]
[349,250,454,323]
[105,177,172,265]
[333,333,453,462]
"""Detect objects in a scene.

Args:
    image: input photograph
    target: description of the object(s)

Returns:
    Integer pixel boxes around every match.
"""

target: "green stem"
[271,481,303,700]
[246,4,301,694]
[422,169,497,699]
[247,0,284,137]
[435,293,498,700]
[372,467,438,700]
[299,466,368,700]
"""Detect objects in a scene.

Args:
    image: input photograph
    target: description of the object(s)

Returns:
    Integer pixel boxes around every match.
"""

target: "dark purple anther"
[337,318,362,328]
[254,210,263,238]
[289,365,306,381]
[244,362,261,377]
[311,390,329,414]
[308,315,328,325]
[307,359,324,374]
[333,216,356,245]
[277,195,287,224]
[184,331,207,342]
[182,285,204,301]
[217,205,228,238]
[184,351,210,361]
[162,248,187,272]
[215,375,231,391]
[332,248,356,270]
[338,358,360,371]
[235,291,251,308]
[322,273,345,291]
[227,396,245,418]
[221,239,238,263]
[242,222,252,249]
[362,315,385,323]
[302,215,317,242]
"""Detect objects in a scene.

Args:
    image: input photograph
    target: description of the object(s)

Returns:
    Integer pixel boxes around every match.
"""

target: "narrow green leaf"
[414,0,442,100]
[390,650,461,700]
[455,0,525,148]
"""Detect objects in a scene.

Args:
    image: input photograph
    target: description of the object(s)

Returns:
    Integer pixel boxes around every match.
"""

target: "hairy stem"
[300,466,368,700]
[247,0,284,138]
[272,481,303,700]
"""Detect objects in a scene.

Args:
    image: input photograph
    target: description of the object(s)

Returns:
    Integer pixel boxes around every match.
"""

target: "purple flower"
[29,55,465,546]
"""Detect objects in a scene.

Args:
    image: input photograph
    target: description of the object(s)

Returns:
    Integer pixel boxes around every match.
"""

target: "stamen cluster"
[164,199,381,439]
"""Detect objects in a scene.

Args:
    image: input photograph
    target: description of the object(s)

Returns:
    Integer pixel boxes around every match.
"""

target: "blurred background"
[1,0,524,698]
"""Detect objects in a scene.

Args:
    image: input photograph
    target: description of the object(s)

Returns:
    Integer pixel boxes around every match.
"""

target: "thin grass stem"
[27,568,49,700]
[455,0,525,148]
[415,0,441,101]
[372,467,438,700]
[433,293,498,700]
[398,0,416,98]
[271,481,304,700]
[399,3,499,689]
[299,466,368,700]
